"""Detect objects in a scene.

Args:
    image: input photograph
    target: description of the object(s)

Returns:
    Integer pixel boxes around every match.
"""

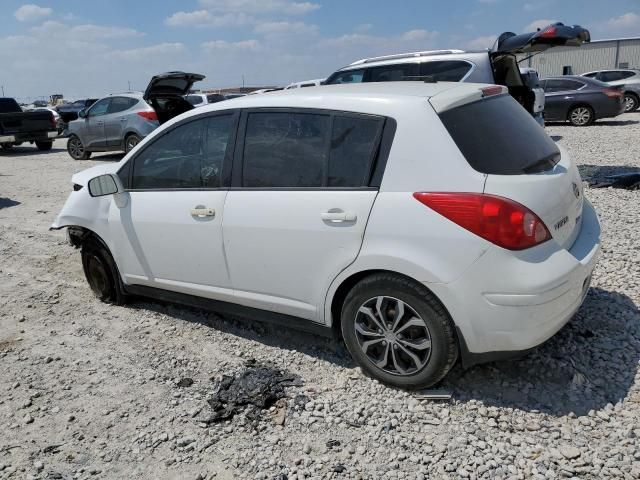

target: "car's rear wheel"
[125,134,141,154]
[341,273,458,389]
[36,141,53,151]
[1,143,14,150]
[624,93,639,112]
[81,240,126,305]
[67,135,91,160]
[568,106,594,126]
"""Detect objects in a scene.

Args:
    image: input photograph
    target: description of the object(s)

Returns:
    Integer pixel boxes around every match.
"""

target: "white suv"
[52,82,601,389]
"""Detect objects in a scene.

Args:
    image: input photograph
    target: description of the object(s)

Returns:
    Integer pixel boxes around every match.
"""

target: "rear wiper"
[522,153,561,174]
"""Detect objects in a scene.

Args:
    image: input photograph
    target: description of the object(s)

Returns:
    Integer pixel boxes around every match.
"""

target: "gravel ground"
[1,113,639,480]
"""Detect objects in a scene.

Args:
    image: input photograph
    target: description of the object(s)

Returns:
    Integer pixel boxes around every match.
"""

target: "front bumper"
[428,200,601,366]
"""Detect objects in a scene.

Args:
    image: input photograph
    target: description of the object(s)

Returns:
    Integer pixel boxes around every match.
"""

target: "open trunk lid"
[143,71,205,125]
[436,91,583,250]
[493,23,590,55]
[143,72,206,101]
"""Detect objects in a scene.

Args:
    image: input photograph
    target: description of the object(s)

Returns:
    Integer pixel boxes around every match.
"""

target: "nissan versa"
[52,82,601,389]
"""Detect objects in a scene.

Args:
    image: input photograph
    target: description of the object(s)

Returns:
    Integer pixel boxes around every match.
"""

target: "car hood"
[494,23,590,54]
[144,71,206,101]
[71,163,120,187]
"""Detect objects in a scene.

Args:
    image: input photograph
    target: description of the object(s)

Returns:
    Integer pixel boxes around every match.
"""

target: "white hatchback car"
[52,82,601,389]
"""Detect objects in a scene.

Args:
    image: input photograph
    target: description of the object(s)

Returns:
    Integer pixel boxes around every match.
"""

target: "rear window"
[0,98,21,113]
[439,95,560,175]
[185,95,204,105]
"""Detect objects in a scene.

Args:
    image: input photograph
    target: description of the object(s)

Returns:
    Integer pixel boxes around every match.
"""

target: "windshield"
[439,95,560,175]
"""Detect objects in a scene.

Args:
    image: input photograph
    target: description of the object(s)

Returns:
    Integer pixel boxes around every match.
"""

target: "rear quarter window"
[439,95,560,175]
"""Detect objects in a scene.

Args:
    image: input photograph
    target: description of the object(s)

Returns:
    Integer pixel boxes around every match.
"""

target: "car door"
[109,111,239,300]
[104,96,138,147]
[223,109,387,322]
[84,98,110,148]
[542,79,584,121]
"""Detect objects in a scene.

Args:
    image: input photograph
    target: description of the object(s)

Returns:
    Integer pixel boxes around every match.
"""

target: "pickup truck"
[0,97,58,151]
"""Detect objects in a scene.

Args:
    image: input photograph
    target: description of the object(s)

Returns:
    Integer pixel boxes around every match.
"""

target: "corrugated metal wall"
[518,38,640,78]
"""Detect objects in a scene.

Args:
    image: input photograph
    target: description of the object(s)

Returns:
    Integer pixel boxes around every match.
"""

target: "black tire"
[67,135,91,160]
[568,105,594,126]
[124,134,141,154]
[1,143,13,150]
[624,93,639,112]
[81,240,127,305]
[341,273,458,389]
[36,141,53,151]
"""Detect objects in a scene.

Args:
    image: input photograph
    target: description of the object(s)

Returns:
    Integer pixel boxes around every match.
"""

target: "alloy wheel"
[69,138,84,158]
[570,107,591,126]
[354,296,432,376]
[624,95,637,112]
[126,136,139,152]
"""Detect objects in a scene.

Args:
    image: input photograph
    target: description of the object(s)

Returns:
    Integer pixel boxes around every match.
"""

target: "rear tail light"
[480,85,504,97]
[413,192,551,250]
[538,26,558,38]
[50,113,57,129]
[137,111,158,121]
[602,88,623,98]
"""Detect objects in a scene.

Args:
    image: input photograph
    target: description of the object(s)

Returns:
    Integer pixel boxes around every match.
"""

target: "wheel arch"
[567,102,595,121]
[327,268,455,338]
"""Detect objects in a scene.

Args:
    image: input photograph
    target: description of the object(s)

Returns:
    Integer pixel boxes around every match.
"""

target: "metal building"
[521,37,640,77]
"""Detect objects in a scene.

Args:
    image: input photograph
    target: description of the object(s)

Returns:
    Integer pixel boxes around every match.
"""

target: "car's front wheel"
[341,273,458,389]
[624,93,639,112]
[568,105,594,126]
[81,240,127,305]
[67,135,91,160]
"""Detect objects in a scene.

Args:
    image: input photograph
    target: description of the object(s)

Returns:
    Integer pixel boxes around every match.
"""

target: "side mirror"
[78,109,87,119]
[88,174,122,197]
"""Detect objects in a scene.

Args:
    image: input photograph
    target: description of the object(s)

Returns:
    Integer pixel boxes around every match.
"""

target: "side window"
[131,118,206,189]
[326,69,365,85]
[367,64,419,82]
[108,97,138,114]
[582,72,598,78]
[88,98,110,116]
[420,61,472,82]
[242,112,329,188]
[202,115,234,188]
[544,80,581,92]
[329,116,383,187]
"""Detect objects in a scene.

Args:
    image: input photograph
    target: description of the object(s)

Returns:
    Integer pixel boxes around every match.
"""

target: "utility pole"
[128,80,131,91]
[242,75,245,90]
[1,86,4,97]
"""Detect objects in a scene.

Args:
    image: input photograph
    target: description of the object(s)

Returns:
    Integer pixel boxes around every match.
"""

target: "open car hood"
[143,71,206,101]
[493,23,590,55]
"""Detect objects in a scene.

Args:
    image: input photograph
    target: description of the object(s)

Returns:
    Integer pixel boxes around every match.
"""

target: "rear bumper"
[0,131,57,143]
[595,100,626,119]
[428,200,601,366]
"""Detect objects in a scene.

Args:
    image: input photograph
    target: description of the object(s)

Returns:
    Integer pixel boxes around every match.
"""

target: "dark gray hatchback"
[540,76,625,126]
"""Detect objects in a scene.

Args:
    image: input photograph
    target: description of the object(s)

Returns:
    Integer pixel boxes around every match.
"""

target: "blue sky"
[1,0,639,100]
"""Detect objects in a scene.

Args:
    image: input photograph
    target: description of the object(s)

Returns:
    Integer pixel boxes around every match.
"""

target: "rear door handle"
[191,207,215,218]
[321,210,357,223]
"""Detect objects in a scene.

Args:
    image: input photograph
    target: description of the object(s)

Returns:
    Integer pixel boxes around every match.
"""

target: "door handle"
[96,121,104,125]
[321,210,357,223]
[190,207,215,218]
[564,96,573,99]
[120,117,127,122]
